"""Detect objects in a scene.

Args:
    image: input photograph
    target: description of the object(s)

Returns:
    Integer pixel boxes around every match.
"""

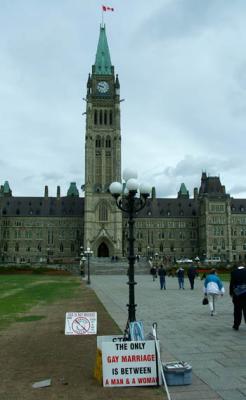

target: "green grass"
[0,275,81,330]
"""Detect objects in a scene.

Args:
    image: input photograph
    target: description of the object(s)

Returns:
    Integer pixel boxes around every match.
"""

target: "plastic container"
[162,361,192,386]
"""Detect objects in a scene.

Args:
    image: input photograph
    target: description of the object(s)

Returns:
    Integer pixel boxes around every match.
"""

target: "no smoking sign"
[65,312,97,335]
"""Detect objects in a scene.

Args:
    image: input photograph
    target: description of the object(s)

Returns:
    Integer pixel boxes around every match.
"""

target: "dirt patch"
[0,278,164,400]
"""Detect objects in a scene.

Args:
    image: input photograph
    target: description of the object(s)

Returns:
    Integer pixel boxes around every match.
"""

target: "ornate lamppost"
[80,246,86,277]
[84,247,93,284]
[110,168,151,331]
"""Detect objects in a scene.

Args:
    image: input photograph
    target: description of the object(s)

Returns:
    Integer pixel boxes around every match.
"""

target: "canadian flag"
[102,5,114,12]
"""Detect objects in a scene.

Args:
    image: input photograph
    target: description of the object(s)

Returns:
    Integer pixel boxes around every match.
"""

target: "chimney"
[151,186,156,200]
[57,186,61,198]
[194,187,198,200]
[44,185,48,198]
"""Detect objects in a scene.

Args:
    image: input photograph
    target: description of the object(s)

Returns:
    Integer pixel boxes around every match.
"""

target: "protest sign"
[102,340,160,387]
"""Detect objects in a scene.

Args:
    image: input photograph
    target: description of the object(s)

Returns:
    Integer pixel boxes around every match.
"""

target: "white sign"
[102,340,160,387]
[65,312,97,335]
[97,335,125,351]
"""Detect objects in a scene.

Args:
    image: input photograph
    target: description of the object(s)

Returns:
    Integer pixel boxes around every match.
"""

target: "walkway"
[91,275,246,400]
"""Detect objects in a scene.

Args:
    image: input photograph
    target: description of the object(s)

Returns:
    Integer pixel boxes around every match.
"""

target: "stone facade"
[1,25,246,265]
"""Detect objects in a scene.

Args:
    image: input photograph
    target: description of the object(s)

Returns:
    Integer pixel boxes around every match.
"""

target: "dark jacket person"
[229,264,246,330]
[187,265,197,290]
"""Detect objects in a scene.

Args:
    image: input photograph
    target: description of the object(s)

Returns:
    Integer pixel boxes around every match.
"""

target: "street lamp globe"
[139,183,152,196]
[126,178,139,192]
[109,182,123,196]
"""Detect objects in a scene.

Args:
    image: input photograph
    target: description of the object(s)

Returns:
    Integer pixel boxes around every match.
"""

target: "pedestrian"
[158,264,166,290]
[150,265,157,281]
[203,269,224,316]
[187,264,198,289]
[229,263,246,331]
[176,266,185,289]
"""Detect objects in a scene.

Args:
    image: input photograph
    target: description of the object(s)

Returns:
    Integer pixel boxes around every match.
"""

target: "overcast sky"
[1,0,246,198]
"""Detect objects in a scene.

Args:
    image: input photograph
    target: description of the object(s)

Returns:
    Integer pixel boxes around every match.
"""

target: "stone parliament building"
[1,25,246,265]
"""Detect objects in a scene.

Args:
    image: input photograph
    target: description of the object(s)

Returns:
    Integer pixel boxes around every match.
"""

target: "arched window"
[99,203,108,221]
[104,110,107,125]
[109,110,113,125]
[99,110,103,124]
[96,135,101,148]
[105,136,111,148]
[94,110,98,125]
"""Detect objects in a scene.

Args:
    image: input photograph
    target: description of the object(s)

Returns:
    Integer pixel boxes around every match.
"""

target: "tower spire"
[93,24,112,75]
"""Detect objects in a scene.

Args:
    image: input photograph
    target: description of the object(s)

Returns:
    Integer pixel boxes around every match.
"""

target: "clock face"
[97,81,109,93]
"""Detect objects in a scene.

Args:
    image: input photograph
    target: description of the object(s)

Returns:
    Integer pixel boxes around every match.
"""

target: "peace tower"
[84,24,122,257]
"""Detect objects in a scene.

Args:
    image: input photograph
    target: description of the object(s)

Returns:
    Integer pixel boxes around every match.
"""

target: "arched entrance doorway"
[98,242,109,257]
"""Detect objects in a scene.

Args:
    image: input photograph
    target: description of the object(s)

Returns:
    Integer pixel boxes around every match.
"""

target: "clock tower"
[84,24,122,257]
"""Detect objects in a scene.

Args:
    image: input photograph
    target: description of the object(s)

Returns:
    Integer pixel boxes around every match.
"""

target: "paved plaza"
[91,274,246,400]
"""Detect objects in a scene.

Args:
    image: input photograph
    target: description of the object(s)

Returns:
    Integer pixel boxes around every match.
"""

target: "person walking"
[176,266,185,289]
[187,264,198,290]
[229,263,246,331]
[158,264,166,290]
[203,269,224,316]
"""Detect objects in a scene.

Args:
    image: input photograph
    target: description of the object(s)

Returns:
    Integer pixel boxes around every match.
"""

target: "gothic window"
[99,110,103,124]
[15,243,19,252]
[105,136,111,148]
[3,243,8,252]
[96,135,101,148]
[94,109,98,125]
[96,152,102,184]
[48,230,54,244]
[160,244,163,253]
[37,243,42,252]
[99,203,108,221]
[60,243,64,252]
[109,110,113,125]
[104,110,107,125]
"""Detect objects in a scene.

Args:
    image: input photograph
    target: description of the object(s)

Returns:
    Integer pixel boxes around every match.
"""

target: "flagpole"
[102,8,104,26]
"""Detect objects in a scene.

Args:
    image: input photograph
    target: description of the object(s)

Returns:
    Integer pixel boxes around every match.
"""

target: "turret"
[44,185,49,198]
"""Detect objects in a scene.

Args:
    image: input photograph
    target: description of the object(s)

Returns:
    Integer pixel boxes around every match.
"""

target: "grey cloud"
[153,155,240,181]
[138,0,246,42]
[229,185,246,196]
[42,173,64,181]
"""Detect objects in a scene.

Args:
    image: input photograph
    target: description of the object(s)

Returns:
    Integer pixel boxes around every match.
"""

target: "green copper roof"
[67,182,79,197]
[3,181,11,194]
[94,24,112,75]
[180,183,188,195]
[179,183,189,195]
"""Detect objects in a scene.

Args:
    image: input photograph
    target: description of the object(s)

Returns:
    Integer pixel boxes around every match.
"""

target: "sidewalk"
[91,275,246,400]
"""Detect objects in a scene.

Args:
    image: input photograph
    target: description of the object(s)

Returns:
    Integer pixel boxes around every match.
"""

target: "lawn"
[0,274,81,330]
